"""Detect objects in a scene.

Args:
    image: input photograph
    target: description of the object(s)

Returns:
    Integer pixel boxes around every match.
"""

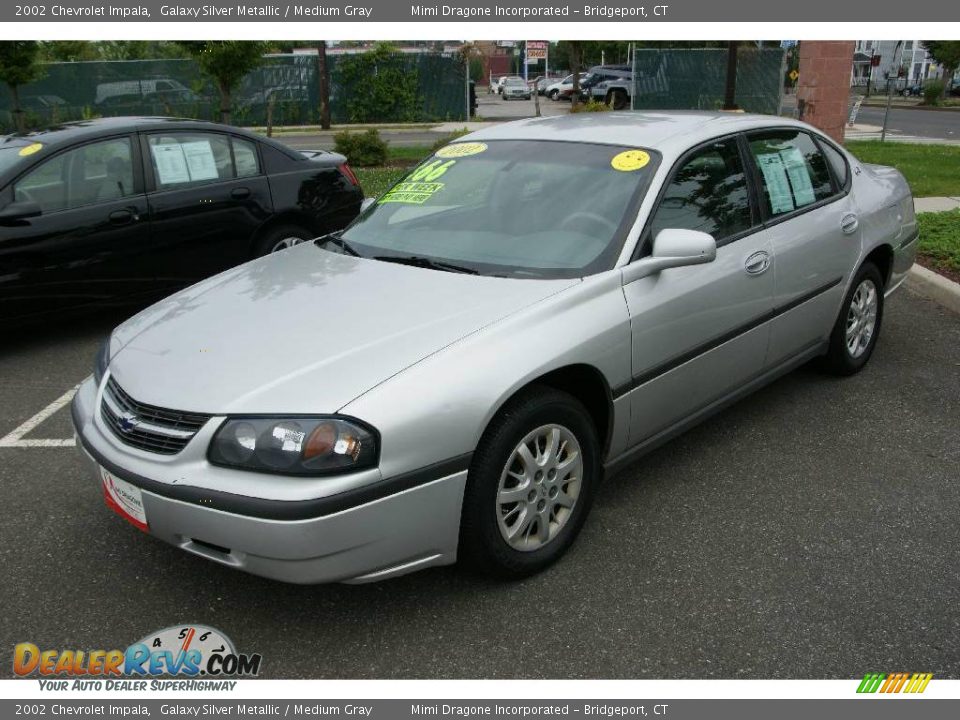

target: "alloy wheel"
[845,278,878,358]
[496,424,583,552]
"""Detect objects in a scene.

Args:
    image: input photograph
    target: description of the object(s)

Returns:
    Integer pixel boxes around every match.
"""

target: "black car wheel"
[820,262,885,375]
[254,224,316,257]
[459,386,599,579]
[548,89,559,101]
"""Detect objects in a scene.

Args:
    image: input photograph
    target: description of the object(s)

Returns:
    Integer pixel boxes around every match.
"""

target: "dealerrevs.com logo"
[14,624,262,689]
[856,672,933,694]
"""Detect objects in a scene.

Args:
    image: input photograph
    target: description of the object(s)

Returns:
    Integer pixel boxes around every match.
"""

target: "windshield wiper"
[314,231,360,257]
[373,255,479,275]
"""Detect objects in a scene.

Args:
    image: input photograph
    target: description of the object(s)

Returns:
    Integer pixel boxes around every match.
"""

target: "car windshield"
[338,140,658,279]
[505,78,526,86]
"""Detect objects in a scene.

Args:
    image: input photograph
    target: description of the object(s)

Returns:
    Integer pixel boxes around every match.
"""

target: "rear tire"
[459,386,599,579]
[253,224,315,257]
[819,262,885,375]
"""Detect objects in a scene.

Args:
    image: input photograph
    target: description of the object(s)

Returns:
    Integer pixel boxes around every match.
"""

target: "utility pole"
[881,40,903,142]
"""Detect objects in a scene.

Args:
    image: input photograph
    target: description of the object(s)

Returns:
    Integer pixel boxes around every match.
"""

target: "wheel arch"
[249,211,324,256]
[486,363,614,462]
[863,243,895,289]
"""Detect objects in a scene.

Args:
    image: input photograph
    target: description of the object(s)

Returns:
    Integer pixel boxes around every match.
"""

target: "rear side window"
[747,130,834,217]
[818,139,849,188]
[232,137,260,178]
[649,137,753,243]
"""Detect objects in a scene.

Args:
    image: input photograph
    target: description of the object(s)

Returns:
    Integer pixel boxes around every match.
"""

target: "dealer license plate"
[100,467,149,532]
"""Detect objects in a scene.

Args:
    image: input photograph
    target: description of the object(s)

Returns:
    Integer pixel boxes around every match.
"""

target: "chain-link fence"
[0,52,468,133]
[632,48,785,115]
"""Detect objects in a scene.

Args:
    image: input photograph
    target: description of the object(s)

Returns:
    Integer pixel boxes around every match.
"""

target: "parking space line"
[0,385,79,448]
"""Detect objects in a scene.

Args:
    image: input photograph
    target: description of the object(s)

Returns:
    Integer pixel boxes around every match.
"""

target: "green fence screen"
[0,52,468,132]
[632,48,785,115]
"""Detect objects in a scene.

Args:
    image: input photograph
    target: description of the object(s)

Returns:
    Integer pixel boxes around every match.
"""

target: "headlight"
[208,417,378,476]
[93,338,111,385]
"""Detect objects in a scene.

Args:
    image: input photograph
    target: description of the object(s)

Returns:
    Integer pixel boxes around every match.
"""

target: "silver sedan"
[72,112,917,584]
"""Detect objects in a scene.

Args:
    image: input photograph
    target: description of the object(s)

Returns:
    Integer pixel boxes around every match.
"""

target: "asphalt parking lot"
[1,289,958,679]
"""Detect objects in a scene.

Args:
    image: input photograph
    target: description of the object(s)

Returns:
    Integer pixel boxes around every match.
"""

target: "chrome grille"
[101,376,211,455]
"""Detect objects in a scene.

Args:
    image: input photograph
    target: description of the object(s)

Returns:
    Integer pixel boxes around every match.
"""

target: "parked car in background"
[73,112,916,584]
[0,117,363,327]
[546,73,588,101]
[589,70,635,109]
[496,75,523,95]
[501,77,533,101]
[95,79,199,108]
[900,83,924,97]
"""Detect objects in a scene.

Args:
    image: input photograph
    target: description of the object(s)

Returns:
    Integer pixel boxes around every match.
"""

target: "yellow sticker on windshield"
[435,142,487,159]
[379,181,445,205]
[611,150,650,172]
[18,143,43,157]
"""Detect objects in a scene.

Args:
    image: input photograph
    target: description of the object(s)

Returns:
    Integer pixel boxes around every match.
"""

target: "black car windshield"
[340,140,658,279]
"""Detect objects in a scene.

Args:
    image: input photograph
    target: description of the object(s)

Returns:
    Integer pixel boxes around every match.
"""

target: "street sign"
[789,69,799,81]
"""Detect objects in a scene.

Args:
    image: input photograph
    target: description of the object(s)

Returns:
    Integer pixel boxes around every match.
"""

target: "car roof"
[465,111,815,156]
[0,116,267,151]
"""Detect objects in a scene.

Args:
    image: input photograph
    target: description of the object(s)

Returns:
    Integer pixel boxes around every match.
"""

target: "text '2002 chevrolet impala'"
[72,112,917,584]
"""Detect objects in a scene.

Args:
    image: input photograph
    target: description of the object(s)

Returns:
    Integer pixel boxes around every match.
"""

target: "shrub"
[923,80,945,106]
[336,44,421,123]
[570,98,613,113]
[430,127,471,152]
[333,129,388,167]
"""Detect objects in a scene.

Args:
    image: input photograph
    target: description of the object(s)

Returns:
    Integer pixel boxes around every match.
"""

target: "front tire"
[459,386,599,579]
[820,262,884,375]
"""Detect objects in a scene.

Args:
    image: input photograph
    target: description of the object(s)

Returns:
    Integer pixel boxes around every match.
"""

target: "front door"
[0,135,151,324]
[622,136,775,446]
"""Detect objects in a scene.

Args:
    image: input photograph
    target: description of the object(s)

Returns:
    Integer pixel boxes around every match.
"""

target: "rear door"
[0,134,151,323]
[141,130,273,286]
[621,135,775,445]
[742,129,861,367]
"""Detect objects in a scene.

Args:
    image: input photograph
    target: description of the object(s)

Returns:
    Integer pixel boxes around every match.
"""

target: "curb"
[906,264,960,315]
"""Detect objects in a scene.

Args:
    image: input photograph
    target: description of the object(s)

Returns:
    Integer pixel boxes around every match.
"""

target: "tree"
[923,41,960,98]
[567,41,583,109]
[175,41,266,124]
[0,41,45,132]
[316,41,331,130]
[723,41,740,110]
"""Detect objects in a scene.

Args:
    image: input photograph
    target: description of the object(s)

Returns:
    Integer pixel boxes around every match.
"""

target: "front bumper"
[71,376,467,584]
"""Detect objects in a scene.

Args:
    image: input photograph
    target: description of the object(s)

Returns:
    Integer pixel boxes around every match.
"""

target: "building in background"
[851,40,953,89]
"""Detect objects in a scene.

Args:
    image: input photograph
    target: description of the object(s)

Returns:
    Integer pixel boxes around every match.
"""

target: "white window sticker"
[151,140,220,185]
[151,143,190,185]
[756,153,795,214]
[780,146,816,207]
[181,141,219,181]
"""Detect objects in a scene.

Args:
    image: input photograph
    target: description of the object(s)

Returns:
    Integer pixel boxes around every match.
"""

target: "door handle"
[841,213,859,235]
[108,209,137,225]
[230,187,251,200]
[744,250,770,275]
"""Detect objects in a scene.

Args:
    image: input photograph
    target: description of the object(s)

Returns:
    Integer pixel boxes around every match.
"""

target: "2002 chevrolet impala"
[72,112,918,583]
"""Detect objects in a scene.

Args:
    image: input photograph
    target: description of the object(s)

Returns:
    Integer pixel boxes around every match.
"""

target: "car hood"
[109,245,577,414]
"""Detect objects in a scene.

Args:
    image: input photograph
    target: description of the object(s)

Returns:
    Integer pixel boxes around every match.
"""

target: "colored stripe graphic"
[857,672,932,693]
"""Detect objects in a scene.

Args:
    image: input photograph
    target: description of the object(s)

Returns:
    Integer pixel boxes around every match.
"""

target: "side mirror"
[0,200,42,222]
[622,229,717,284]
[360,197,375,212]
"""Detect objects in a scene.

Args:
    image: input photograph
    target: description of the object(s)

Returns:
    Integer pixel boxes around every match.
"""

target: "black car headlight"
[93,338,111,385]
[208,417,378,476]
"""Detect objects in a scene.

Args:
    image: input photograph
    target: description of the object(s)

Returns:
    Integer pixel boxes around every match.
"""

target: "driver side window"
[649,138,754,245]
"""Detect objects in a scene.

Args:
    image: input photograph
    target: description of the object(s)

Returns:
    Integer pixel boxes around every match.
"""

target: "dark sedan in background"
[0,117,363,326]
